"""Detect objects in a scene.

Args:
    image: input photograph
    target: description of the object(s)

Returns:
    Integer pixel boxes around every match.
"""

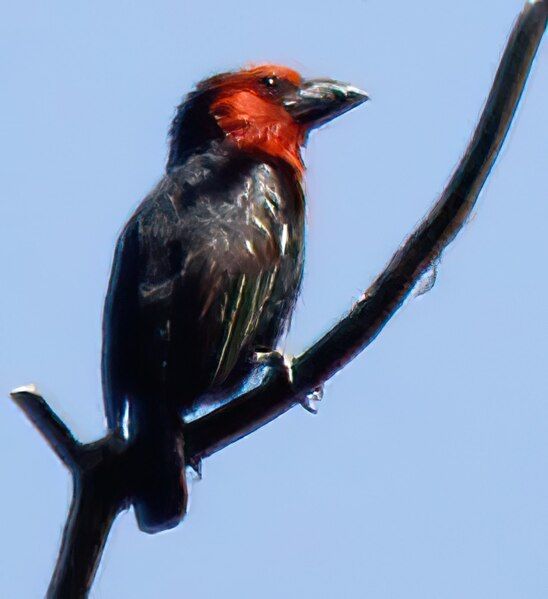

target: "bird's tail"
[131,402,188,534]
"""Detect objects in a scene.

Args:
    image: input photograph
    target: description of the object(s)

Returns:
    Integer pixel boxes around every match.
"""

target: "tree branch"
[8,2,546,597]
[10,385,80,471]
[46,435,130,598]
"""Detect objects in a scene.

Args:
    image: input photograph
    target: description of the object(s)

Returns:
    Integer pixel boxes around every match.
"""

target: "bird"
[101,64,368,533]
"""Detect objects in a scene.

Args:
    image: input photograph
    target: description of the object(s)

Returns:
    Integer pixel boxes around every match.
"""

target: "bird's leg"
[253,350,324,414]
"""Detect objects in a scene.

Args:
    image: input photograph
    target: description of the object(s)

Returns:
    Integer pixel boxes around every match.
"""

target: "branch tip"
[9,384,81,471]
[10,383,40,398]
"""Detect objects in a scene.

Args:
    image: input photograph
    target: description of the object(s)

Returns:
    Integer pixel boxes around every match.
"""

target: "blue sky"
[0,1,546,597]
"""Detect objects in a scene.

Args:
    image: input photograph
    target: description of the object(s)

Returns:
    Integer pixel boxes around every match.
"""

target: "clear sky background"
[1,1,547,597]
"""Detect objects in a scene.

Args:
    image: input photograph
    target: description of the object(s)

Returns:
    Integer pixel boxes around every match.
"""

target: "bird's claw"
[300,385,324,415]
[253,350,294,387]
[187,458,203,481]
[253,351,323,415]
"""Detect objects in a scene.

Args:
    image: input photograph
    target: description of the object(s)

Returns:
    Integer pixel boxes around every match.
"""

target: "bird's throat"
[211,91,305,176]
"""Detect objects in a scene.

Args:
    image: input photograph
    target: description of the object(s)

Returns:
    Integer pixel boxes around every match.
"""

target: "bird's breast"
[167,159,304,278]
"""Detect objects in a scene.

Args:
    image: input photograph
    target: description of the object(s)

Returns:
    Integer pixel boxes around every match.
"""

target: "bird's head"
[168,64,368,176]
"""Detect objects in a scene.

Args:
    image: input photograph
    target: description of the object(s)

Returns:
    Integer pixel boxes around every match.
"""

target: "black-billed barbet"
[102,64,368,533]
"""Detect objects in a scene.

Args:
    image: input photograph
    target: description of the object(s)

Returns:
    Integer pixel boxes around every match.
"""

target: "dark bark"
[9,2,547,597]
[48,442,123,598]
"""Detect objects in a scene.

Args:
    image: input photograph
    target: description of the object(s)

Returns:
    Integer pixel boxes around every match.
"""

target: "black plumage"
[101,65,367,533]
[102,142,304,532]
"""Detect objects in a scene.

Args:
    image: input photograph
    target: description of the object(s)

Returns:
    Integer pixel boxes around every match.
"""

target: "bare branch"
[185,369,298,462]
[185,0,547,463]
[10,385,81,471]
[293,0,547,389]
[47,480,119,599]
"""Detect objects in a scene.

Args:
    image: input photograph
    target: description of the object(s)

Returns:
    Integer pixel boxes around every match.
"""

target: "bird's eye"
[262,76,279,89]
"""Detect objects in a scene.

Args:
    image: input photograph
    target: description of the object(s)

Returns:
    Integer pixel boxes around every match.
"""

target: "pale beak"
[283,78,369,128]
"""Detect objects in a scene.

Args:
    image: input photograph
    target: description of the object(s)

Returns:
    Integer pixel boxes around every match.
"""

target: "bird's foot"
[253,350,323,414]
[254,350,294,386]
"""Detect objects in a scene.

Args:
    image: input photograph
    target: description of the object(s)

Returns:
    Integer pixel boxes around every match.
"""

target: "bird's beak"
[283,78,369,129]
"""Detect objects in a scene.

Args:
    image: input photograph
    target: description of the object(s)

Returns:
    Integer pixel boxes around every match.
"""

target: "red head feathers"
[208,65,306,175]
[168,64,368,177]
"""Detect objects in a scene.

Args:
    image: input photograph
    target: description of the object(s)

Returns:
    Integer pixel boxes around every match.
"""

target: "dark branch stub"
[10,385,81,472]
[9,386,132,597]
[8,2,547,597]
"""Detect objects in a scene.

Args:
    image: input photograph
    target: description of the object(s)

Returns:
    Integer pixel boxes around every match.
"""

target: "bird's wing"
[101,223,140,431]
[202,260,280,387]
[163,172,287,392]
